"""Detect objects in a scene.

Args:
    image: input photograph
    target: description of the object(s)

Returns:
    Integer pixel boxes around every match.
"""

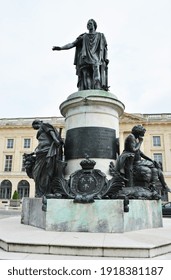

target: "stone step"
[0,216,171,259]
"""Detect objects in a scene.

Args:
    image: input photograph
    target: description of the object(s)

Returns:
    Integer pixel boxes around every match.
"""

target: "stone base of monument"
[21,198,163,233]
[60,90,125,178]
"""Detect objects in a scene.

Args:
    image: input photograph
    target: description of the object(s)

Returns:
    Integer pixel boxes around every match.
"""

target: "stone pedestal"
[60,90,125,178]
[21,90,164,236]
[21,198,163,233]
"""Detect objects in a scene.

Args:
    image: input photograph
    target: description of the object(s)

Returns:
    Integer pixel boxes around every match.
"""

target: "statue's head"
[32,119,42,130]
[87,19,97,30]
[131,125,146,137]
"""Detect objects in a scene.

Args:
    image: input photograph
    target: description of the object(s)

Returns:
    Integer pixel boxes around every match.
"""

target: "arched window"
[17,180,30,199]
[0,180,12,199]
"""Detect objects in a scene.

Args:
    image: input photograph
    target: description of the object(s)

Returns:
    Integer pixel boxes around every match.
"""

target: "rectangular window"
[4,155,13,172]
[153,136,161,146]
[24,138,31,148]
[153,153,163,163]
[153,153,163,170]
[7,139,14,149]
[21,155,26,172]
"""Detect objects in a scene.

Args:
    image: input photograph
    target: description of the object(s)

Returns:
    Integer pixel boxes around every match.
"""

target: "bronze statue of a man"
[52,19,109,91]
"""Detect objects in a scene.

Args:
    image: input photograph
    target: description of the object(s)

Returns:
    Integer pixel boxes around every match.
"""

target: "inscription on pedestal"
[65,127,116,160]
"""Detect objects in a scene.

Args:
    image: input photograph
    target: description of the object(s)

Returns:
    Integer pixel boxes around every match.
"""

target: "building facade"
[0,113,171,206]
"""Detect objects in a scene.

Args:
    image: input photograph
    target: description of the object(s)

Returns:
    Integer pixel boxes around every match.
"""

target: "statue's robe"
[33,123,61,197]
[73,32,108,90]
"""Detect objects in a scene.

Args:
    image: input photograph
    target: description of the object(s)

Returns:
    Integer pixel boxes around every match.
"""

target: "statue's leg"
[82,67,91,89]
[77,74,84,90]
[86,71,92,89]
[150,167,159,186]
[93,65,101,89]
[157,168,171,191]
[81,68,87,89]
[124,156,134,187]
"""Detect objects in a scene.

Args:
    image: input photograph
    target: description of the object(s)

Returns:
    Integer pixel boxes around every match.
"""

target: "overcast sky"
[0,0,171,118]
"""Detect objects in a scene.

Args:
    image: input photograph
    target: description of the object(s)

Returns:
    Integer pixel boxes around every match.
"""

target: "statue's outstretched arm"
[140,151,153,162]
[52,41,76,51]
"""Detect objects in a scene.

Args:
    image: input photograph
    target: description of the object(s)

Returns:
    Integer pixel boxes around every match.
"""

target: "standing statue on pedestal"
[52,19,109,91]
[24,120,64,197]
